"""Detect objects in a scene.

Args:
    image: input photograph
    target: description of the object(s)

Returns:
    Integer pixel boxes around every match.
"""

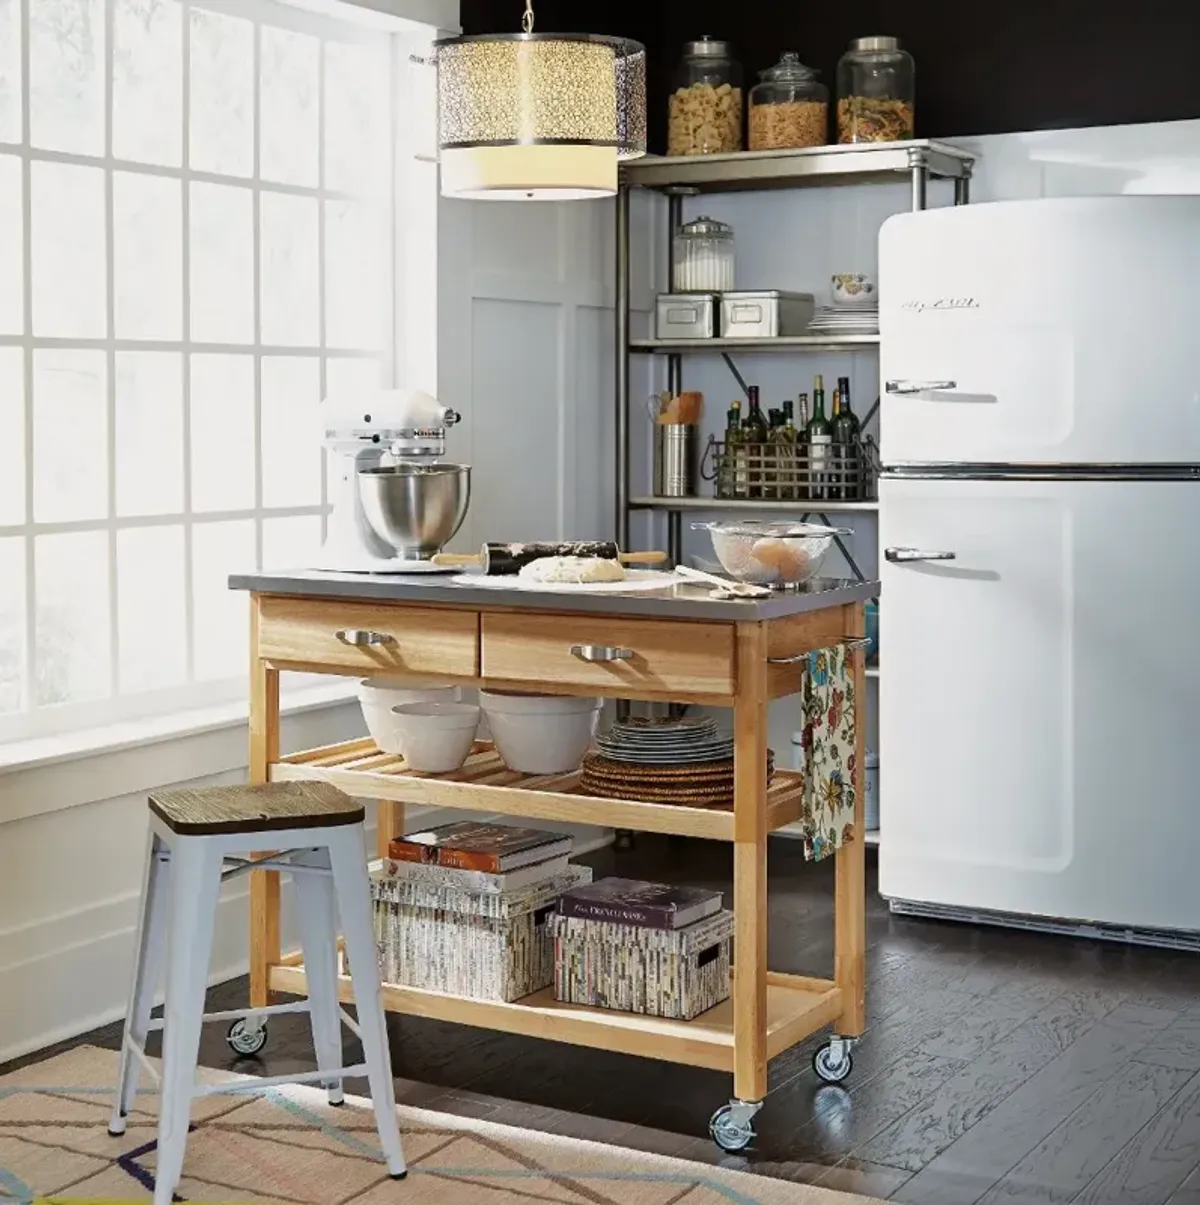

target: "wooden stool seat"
[148,781,365,835]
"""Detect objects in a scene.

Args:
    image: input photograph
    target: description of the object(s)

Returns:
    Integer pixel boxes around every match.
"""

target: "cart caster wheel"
[226,1018,268,1057]
[813,1040,853,1084]
[709,1103,757,1153]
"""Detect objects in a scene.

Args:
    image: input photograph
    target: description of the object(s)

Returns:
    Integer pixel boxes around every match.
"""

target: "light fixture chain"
[522,0,534,33]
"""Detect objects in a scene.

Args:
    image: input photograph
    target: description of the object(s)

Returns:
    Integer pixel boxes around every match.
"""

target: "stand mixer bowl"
[357,463,471,560]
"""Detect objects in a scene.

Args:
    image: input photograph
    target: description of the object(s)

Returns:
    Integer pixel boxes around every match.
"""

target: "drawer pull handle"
[570,644,634,663]
[768,635,871,665]
[335,629,396,647]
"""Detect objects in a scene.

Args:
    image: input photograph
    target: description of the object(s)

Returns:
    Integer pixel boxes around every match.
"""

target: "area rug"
[0,1046,883,1205]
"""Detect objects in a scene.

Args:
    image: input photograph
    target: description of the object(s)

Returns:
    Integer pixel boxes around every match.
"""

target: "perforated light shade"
[436,33,647,201]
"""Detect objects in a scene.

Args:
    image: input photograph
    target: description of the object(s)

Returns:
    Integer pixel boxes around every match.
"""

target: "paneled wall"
[437,193,659,551]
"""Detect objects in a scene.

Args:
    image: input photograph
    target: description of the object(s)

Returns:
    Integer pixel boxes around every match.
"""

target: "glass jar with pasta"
[836,36,914,144]
[748,52,828,150]
[668,37,744,156]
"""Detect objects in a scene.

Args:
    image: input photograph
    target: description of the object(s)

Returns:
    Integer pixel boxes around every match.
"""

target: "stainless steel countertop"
[229,569,878,622]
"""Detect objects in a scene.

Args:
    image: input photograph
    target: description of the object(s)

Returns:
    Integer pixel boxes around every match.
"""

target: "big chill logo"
[901,297,980,313]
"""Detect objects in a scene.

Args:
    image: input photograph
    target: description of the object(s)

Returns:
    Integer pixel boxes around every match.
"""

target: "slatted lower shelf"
[269,962,842,1072]
[270,739,806,842]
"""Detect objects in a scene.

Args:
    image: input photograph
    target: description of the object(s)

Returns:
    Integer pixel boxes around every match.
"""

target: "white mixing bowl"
[390,701,481,773]
[479,690,602,774]
[357,677,459,754]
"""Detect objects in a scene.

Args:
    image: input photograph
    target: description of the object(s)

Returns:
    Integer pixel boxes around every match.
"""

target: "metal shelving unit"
[614,138,976,562]
[613,139,978,853]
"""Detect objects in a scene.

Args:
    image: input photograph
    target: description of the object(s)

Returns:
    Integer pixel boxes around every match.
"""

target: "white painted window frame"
[0,0,439,747]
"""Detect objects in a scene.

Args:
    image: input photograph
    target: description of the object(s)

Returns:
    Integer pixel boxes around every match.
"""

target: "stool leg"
[291,848,345,1106]
[327,828,406,1179]
[154,839,222,1205]
[110,830,171,1136]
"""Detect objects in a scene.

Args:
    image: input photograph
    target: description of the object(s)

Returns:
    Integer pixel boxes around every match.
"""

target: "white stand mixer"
[316,390,468,573]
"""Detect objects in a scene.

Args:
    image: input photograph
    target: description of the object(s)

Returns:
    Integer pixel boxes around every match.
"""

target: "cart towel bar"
[885,379,957,394]
[768,635,871,664]
[571,644,635,662]
[111,782,408,1204]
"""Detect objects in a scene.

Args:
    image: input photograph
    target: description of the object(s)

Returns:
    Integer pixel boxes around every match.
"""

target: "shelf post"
[248,595,281,1009]
[615,184,631,550]
[907,146,929,212]
[665,193,685,569]
[954,164,973,206]
[732,621,770,1104]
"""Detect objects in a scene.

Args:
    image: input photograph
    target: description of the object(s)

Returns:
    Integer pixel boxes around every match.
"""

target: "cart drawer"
[257,596,479,677]
[481,613,734,698]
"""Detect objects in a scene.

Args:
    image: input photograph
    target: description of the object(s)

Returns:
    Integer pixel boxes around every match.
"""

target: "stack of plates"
[806,305,879,336]
[582,718,774,808]
[595,716,732,765]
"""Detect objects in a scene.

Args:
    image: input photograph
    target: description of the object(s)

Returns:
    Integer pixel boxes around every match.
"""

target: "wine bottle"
[795,393,810,501]
[727,400,747,498]
[779,400,798,444]
[743,385,770,442]
[743,386,769,498]
[764,409,782,498]
[806,374,832,500]
[828,387,843,499]
[833,375,862,499]
[777,399,799,499]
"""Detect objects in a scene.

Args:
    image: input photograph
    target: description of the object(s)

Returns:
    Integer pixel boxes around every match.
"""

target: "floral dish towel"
[799,643,858,861]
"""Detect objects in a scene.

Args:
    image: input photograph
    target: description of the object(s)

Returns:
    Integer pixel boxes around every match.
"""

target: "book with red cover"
[388,822,572,873]
[557,877,723,930]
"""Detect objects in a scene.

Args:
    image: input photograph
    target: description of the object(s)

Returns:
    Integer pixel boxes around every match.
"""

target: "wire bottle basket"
[702,435,879,502]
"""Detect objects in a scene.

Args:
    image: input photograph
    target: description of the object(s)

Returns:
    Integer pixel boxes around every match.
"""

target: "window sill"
[0,683,364,823]
[0,682,359,777]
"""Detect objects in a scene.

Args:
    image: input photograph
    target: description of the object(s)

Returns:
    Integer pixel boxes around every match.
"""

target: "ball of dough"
[520,556,627,584]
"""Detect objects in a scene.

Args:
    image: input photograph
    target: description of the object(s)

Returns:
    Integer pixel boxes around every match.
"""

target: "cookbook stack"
[372,822,591,1002]
[549,877,734,1020]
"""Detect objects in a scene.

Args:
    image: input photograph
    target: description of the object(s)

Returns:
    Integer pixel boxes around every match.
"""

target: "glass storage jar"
[836,36,914,144]
[668,37,744,157]
[673,216,735,292]
[748,52,828,150]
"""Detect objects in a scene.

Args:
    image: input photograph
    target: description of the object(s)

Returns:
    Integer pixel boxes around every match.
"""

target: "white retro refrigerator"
[878,196,1200,943]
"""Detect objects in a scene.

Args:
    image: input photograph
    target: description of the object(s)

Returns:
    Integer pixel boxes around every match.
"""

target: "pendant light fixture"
[435,0,646,201]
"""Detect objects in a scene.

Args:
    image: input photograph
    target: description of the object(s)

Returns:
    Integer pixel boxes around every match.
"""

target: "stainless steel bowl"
[358,463,471,560]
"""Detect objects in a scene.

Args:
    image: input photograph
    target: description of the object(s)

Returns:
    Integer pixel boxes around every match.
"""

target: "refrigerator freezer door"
[879,197,1200,465]
[879,475,1200,932]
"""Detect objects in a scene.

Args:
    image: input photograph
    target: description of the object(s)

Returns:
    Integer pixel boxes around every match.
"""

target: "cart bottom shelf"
[269,964,843,1074]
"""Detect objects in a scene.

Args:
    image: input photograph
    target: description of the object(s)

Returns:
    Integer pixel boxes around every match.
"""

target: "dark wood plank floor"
[7,835,1200,1203]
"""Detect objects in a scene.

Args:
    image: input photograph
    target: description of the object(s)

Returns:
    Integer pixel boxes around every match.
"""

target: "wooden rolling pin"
[432,541,667,575]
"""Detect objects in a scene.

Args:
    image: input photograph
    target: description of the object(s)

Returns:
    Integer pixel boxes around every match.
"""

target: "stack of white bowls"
[357,677,461,754]
[358,678,602,776]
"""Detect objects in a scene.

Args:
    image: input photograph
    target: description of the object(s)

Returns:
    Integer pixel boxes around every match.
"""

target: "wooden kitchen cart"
[232,570,875,1150]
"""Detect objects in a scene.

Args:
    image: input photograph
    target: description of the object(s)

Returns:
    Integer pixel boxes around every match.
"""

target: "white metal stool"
[109,781,406,1205]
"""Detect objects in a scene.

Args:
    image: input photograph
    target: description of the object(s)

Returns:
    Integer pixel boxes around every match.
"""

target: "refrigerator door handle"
[885,379,958,395]
[885,546,957,563]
